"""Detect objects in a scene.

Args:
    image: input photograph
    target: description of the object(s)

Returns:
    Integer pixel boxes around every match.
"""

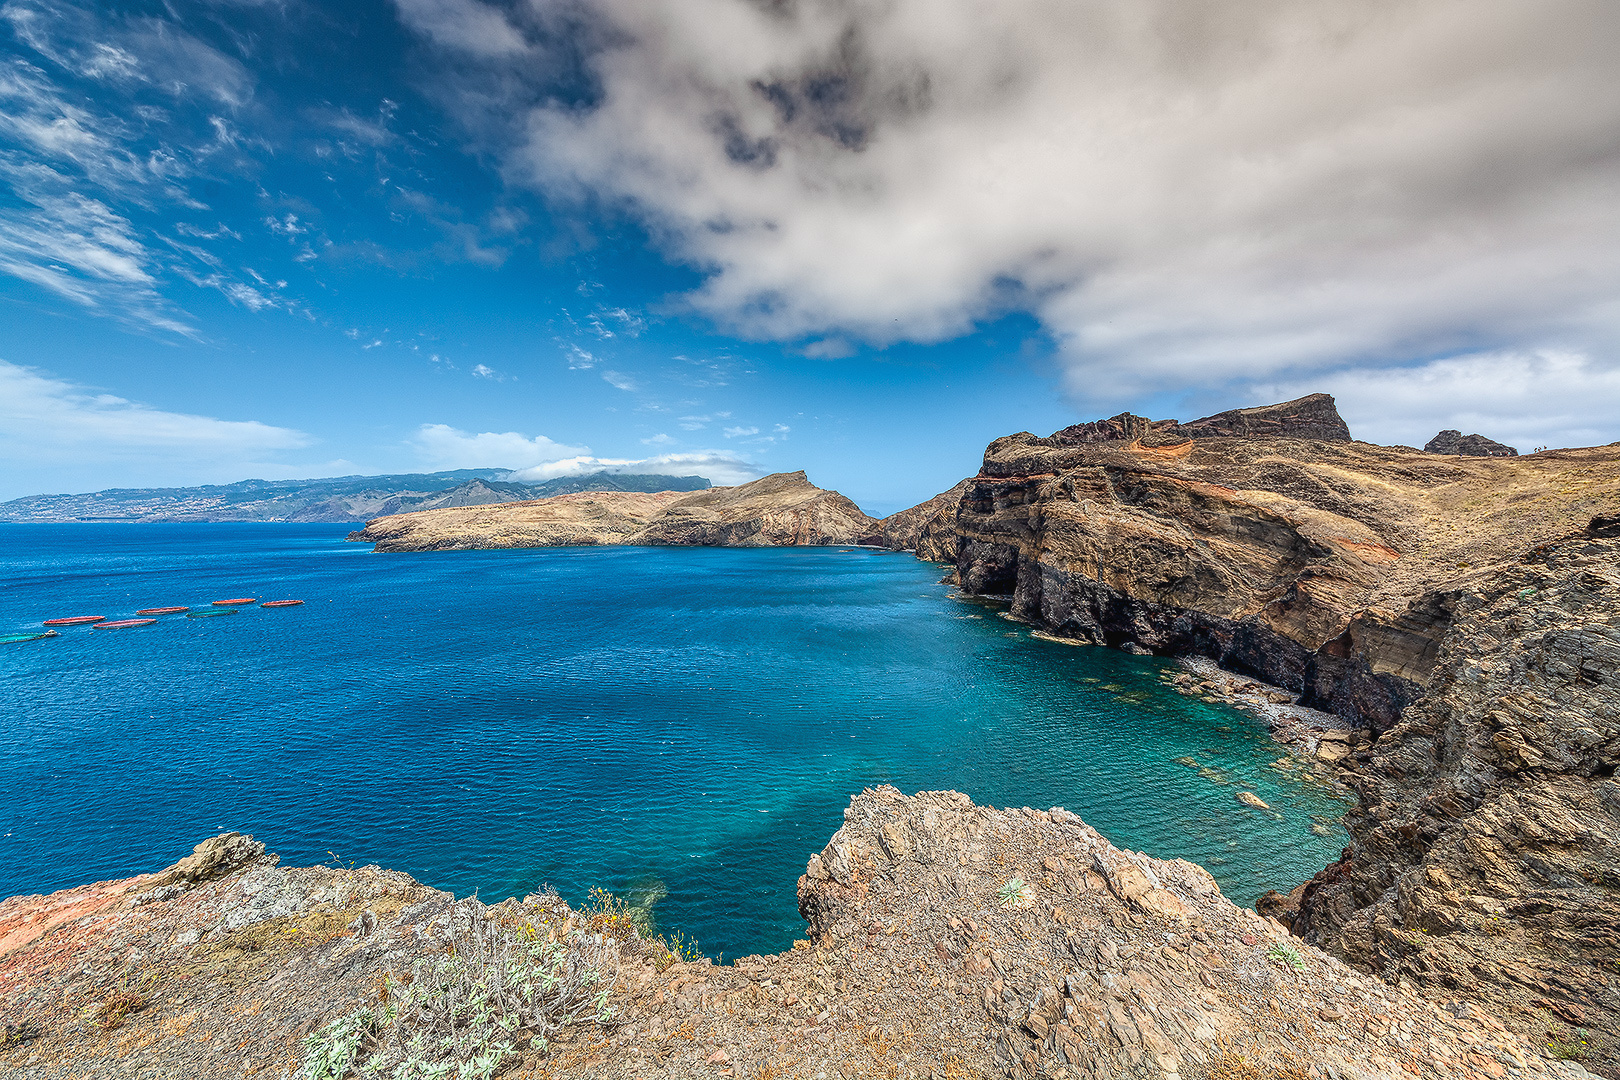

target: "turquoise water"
[0,525,1349,959]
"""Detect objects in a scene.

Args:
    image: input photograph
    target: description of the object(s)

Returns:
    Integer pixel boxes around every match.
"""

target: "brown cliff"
[0,792,1592,1079]
[910,395,1620,1075]
[348,471,878,552]
[874,479,972,552]
[931,395,1620,732]
[1291,520,1620,1073]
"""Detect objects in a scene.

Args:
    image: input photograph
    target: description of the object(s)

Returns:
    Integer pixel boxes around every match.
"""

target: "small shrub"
[1,1020,41,1048]
[301,905,615,1080]
[580,886,701,970]
[1266,943,1304,971]
[1546,1029,1590,1061]
[85,969,160,1031]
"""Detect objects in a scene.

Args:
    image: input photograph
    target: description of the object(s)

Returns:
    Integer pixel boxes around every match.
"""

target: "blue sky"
[3,0,1618,513]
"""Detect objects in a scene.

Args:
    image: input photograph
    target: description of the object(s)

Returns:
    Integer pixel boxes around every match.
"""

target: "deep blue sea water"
[0,524,1350,959]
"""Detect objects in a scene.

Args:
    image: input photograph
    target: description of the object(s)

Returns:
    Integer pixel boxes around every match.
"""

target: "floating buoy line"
[5,598,305,643]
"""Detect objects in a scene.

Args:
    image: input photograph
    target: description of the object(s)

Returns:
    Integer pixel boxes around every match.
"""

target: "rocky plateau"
[347,471,878,552]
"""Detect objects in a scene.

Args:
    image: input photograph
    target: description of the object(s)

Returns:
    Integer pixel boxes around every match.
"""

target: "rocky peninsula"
[347,471,877,552]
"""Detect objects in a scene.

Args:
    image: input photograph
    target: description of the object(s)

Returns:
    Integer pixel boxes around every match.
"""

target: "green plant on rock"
[1546,1028,1590,1061]
[1266,943,1304,971]
[997,877,1034,909]
[300,906,615,1080]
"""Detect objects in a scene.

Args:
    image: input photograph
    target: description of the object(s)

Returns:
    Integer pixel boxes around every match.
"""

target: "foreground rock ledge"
[0,793,1590,1080]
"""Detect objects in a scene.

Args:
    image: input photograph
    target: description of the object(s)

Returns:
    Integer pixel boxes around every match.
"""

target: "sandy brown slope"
[348,472,878,552]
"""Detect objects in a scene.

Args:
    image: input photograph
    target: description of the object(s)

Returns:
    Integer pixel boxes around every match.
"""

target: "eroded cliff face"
[348,471,878,552]
[936,396,1620,731]
[1293,523,1620,1071]
[875,479,972,552]
[0,792,1592,1080]
[905,396,1620,1074]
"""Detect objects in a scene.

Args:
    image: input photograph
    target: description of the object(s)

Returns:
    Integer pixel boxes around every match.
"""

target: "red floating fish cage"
[42,616,105,626]
[136,606,189,615]
[260,600,304,608]
[96,619,158,629]
[211,598,258,606]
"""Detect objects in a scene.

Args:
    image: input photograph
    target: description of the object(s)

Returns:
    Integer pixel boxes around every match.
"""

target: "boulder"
[1423,430,1518,457]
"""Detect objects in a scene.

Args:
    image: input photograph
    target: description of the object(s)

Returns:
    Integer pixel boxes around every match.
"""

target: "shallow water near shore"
[0,524,1351,959]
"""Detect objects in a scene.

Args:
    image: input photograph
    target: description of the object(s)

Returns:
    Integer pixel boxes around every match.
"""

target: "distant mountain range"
[0,470,712,523]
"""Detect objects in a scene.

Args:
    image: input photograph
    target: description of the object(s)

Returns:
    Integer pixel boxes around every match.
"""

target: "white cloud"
[392,0,529,56]
[506,451,766,487]
[471,363,500,379]
[641,432,675,445]
[409,423,589,470]
[404,0,1620,410]
[722,425,758,438]
[601,369,637,391]
[0,359,311,498]
[1255,350,1620,453]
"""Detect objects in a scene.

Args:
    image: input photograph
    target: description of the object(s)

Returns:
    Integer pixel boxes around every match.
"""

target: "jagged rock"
[1295,521,1620,1072]
[349,472,877,552]
[2,796,1594,1078]
[148,832,268,887]
[874,479,971,552]
[1040,393,1351,447]
[1425,430,1519,457]
[1178,392,1353,441]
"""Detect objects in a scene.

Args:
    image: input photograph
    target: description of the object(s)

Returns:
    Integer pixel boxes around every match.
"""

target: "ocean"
[0,524,1350,960]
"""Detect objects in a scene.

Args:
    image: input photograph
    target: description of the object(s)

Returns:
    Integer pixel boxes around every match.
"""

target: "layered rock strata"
[348,471,877,552]
[1293,520,1620,1073]
[0,791,1591,1079]
[926,395,1620,732]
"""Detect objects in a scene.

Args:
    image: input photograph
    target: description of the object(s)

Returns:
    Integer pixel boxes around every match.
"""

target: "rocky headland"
[899,395,1620,1074]
[6,394,1618,1077]
[347,471,878,552]
[0,792,1593,1080]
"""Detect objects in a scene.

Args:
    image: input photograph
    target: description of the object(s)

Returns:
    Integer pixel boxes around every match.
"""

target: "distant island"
[0,470,711,524]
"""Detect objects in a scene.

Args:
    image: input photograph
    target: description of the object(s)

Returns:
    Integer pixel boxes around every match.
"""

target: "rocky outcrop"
[348,471,878,552]
[1426,430,1520,457]
[875,479,972,552]
[925,395,1620,1073]
[1045,393,1351,448]
[939,395,1620,731]
[0,792,1592,1079]
[1292,520,1620,1071]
